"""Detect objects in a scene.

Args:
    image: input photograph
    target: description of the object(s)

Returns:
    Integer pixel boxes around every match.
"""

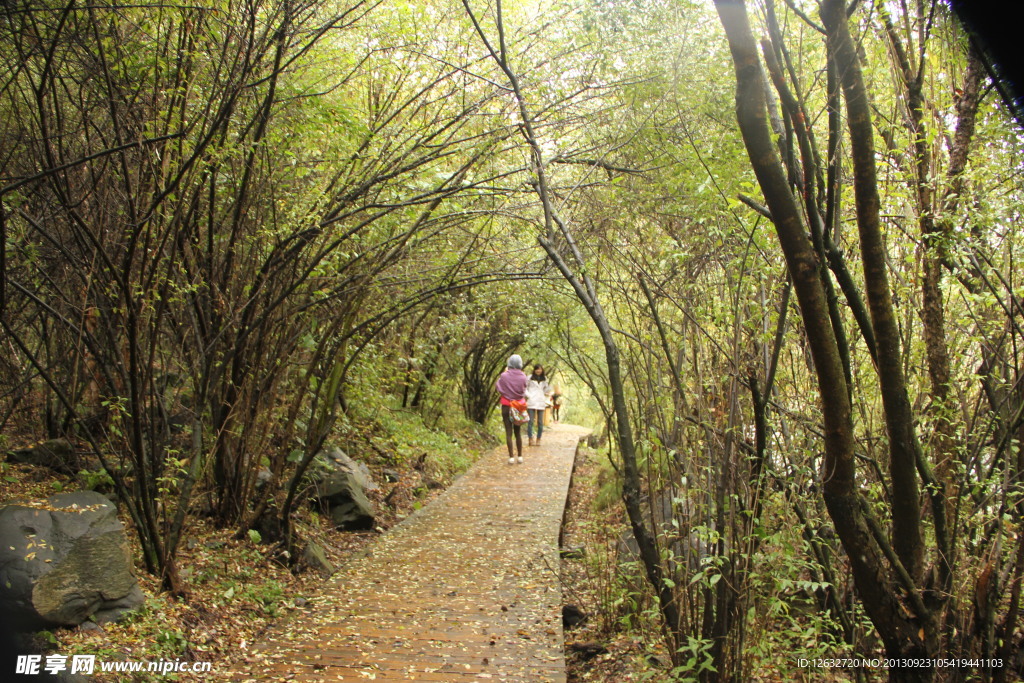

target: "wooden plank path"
[233,423,591,682]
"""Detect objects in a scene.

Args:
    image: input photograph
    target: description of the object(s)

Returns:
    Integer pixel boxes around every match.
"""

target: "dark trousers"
[501,404,522,457]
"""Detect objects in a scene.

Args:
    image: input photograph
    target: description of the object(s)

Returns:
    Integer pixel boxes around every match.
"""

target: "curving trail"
[234,422,591,682]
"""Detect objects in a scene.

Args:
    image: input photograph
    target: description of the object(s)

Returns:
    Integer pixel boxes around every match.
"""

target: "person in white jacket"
[525,364,551,446]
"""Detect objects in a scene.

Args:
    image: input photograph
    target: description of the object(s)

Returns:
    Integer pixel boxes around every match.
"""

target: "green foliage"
[77,469,115,492]
[669,636,717,680]
[87,595,192,660]
[592,450,624,511]
[364,401,478,478]
[37,630,58,646]
[239,580,287,618]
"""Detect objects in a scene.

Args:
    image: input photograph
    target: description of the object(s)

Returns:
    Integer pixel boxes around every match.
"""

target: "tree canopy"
[2,0,1023,679]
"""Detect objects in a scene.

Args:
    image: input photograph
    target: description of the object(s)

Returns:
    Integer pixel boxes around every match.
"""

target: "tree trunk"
[821,0,926,586]
[539,237,683,656]
[715,1,935,677]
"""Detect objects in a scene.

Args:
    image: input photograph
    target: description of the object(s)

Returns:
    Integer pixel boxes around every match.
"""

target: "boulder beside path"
[0,491,145,630]
[312,447,377,531]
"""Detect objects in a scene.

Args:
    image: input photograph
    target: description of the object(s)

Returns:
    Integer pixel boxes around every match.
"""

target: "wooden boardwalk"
[234,423,590,682]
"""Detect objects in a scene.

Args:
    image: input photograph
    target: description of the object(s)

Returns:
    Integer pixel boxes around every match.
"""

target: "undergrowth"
[2,388,496,681]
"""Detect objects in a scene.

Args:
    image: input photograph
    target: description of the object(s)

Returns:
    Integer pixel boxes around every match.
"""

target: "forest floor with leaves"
[561,445,669,682]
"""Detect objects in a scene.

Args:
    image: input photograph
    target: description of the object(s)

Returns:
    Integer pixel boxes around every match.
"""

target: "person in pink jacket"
[495,354,528,464]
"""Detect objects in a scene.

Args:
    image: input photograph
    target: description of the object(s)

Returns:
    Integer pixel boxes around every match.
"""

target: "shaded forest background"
[1,0,1023,680]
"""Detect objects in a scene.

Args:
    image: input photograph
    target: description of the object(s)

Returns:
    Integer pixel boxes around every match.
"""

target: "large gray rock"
[0,491,145,630]
[302,541,336,577]
[306,447,377,531]
[317,470,376,531]
[322,448,378,492]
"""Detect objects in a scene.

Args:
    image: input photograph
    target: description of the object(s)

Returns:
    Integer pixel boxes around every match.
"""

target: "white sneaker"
[509,457,515,464]
[517,456,524,464]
